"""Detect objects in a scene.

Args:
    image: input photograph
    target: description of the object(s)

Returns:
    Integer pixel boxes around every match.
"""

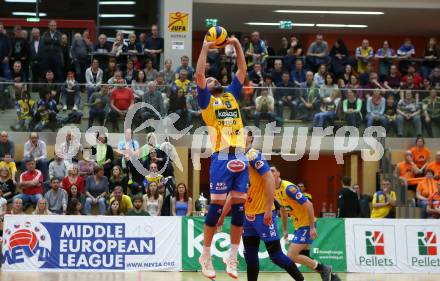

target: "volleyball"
[206,26,228,48]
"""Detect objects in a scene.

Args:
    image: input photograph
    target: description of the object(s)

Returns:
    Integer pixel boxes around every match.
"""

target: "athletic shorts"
[209,152,249,195]
[243,211,280,242]
[291,226,314,245]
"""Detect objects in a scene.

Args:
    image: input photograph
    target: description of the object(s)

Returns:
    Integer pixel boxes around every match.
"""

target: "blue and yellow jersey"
[143,174,164,188]
[173,79,191,94]
[197,76,244,152]
[275,180,310,229]
[245,148,274,216]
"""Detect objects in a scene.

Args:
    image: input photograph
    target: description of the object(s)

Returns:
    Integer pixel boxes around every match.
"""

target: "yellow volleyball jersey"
[275,180,311,229]
[198,76,245,152]
[244,148,275,216]
[174,79,191,94]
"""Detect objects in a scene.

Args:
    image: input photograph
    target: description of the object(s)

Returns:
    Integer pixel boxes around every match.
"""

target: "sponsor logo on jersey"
[215,109,239,119]
[255,160,264,170]
[226,159,246,172]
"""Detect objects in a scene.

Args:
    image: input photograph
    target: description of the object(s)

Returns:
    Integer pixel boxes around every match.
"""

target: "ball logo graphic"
[2,221,51,267]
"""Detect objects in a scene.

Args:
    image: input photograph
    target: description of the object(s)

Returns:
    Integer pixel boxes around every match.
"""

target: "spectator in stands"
[338,65,354,88]
[397,38,416,74]
[337,176,360,218]
[416,169,437,218]
[127,194,149,216]
[353,184,372,218]
[427,151,440,180]
[143,59,158,82]
[126,33,140,54]
[271,59,283,85]
[427,181,440,218]
[384,94,398,133]
[395,150,422,196]
[248,62,264,86]
[84,166,109,215]
[143,181,163,216]
[15,158,43,206]
[67,197,83,215]
[44,177,67,214]
[62,164,84,195]
[430,67,440,88]
[410,136,430,171]
[142,81,165,119]
[23,132,48,181]
[103,57,117,82]
[111,34,128,65]
[306,34,329,72]
[402,65,423,89]
[298,71,319,121]
[290,59,306,87]
[319,73,338,100]
[422,88,440,137]
[365,72,385,95]
[33,90,59,132]
[95,34,112,53]
[172,69,191,95]
[0,131,15,164]
[187,86,202,127]
[145,25,164,69]
[312,89,340,128]
[106,199,123,216]
[169,88,187,129]
[124,59,136,85]
[421,38,439,79]
[110,185,133,213]
[0,167,15,203]
[85,58,103,99]
[67,186,85,213]
[88,85,109,127]
[40,70,59,101]
[371,178,397,218]
[396,90,422,136]
[60,71,80,111]
[58,131,82,164]
[384,65,402,90]
[60,34,71,78]
[10,197,24,215]
[343,89,363,127]
[277,36,289,56]
[108,77,135,131]
[162,59,175,85]
[32,198,51,215]
[239,77,256,125]
[254,88,276,128]
[41,20,63,82]
[143,162,164,190]
[172,182,192,216]
[116,129,141,184]
[329,38,351,77]
[49,153,69,181]
[375,40,397,79]
[0,22,11,79]
[109,165,128,194]
[131,70,148,100]
[78,149,97,177]
[283,36,303,72]
[175,55,194,81]
[245,31,268,69]
[71,32,92,83]
[91,132,114,179]
[0,188,7,220]
[366,89,386,127]
[10,25,29,81]
[0,153,16,182]
[11,91,35,131]
[314,64,327,88]
[29,27,42,83]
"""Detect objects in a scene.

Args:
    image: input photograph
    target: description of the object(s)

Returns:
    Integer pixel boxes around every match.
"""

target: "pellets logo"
[365,231,385,255]
[2,221,52,267]
[418,232,437,256]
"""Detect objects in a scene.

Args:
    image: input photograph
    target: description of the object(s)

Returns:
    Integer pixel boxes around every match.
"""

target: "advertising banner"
[345,219,440,273]
[1,215,182,271]
[182,217,346,272]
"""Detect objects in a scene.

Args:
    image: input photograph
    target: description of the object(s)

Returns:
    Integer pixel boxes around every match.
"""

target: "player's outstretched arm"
[195,39,215,89]
[228,37,247,84]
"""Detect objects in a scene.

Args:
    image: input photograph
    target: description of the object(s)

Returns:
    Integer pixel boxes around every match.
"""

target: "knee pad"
[299,249,310,258]
[265,240,294,269]
[204,204,223,227]
[243,236,260,267]
[230,203,245,227]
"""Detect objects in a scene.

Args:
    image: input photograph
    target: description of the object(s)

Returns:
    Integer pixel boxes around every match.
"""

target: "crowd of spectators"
[0,130,194,223]
[1,22,439,136]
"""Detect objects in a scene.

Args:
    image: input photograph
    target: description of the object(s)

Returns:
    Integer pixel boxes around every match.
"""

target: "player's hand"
[216,216,225,232]
[263,208,272,225]
[283,230,288,241]
[203,39,216,49]
[226,37,240,46]
[310,227,317,240]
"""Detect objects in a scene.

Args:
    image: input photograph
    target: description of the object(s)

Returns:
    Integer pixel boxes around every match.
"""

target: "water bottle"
[199,193,208,216]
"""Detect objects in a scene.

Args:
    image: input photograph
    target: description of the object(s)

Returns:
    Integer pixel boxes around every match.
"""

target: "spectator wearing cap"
[15,158,43,206]
[245,31,268,69]
[371,178,397,218]
[41,20,63,82]
[306,34,329,72]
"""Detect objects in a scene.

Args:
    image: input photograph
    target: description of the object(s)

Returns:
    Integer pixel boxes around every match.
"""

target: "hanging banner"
[1,215,182,271]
